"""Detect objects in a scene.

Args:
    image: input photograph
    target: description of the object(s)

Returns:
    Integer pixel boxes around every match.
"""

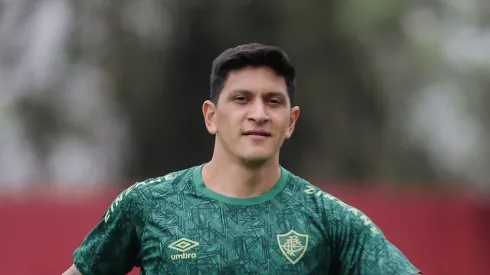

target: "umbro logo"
[168,238,199,260]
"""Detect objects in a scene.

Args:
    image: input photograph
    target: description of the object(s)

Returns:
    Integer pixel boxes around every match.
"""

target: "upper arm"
[62,264,82,275]
[72,185,143,275]
[328,199,421,275]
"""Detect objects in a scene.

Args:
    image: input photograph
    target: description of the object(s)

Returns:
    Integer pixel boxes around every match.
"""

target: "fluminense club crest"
[277,230,309,265]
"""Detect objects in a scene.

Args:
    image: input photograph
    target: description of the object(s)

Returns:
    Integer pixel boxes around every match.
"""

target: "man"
[63,43,421,274]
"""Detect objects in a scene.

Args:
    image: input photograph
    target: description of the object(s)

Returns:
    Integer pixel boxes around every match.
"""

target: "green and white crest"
[277,230,309,265]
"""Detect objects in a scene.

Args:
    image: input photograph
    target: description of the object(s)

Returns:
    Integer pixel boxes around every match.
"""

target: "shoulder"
[122,166,196,205]
[104,166,194,219]
[127,166,193,197]
[286,171,381,237]
[284,171,343,210]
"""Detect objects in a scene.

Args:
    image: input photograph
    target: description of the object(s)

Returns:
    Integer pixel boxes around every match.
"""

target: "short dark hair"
[210,43,296,105]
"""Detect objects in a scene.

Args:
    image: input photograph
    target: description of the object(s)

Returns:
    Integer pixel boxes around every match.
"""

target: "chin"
[241,158,269,168]
[239,152,275,166]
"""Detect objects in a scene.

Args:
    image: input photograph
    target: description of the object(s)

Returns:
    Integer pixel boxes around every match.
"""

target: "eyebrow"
[230,90,287,100]
[264,91,287,100]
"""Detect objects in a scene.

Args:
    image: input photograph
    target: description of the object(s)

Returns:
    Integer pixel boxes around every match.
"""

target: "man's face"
[203,66,300,165]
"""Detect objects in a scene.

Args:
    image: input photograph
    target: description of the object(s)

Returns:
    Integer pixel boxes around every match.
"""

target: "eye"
[268,98,282,105]
[233,96,248,104]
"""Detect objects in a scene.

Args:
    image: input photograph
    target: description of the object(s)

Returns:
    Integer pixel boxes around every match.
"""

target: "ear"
[285,106,300,139]
[202,100,218,135]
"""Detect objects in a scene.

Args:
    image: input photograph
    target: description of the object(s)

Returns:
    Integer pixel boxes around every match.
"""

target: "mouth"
[243,130,272,137]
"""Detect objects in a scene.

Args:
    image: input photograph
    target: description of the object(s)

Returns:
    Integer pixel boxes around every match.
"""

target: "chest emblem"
[277,230,309,265]
[168,238,199,260]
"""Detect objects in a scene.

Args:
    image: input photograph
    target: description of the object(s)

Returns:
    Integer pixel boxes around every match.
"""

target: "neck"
[202,146,281,199]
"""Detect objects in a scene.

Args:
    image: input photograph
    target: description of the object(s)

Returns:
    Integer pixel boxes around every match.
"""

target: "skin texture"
[201,66,300,198]
[204,66,299,165]
[62,265,81,275]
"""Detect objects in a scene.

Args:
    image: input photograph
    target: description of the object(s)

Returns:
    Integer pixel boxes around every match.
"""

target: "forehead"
[221,66,288,95]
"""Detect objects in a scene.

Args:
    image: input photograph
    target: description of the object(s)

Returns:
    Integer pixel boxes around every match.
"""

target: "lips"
[243,130,271,137]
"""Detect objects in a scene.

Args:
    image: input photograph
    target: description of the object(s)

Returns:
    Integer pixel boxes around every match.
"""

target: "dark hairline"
[210,43,296,106]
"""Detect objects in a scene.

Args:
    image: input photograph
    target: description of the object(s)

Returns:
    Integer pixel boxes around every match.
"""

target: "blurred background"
[1,0,489,274]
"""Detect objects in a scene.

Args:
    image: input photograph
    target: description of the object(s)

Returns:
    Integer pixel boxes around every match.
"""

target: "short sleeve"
[73,187,140,275]
[331,202,421,275]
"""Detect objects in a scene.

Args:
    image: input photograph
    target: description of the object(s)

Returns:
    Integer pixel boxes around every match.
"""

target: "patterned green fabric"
[73,165,420,275]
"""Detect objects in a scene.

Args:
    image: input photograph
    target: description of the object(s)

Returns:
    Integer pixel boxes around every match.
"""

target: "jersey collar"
[192,164,289,206]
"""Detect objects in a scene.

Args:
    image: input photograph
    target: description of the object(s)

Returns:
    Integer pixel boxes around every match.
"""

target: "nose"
[248,101,269,124]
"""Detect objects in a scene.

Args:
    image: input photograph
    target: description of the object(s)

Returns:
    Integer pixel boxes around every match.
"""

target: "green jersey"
[73,165,420,275]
